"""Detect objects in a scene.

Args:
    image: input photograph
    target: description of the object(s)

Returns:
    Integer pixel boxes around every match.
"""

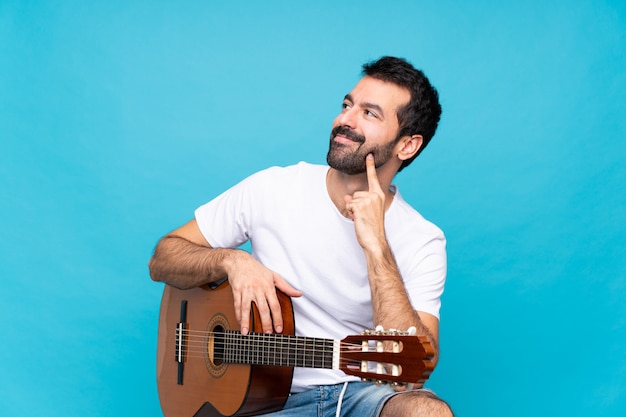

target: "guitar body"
[157,281,295,417]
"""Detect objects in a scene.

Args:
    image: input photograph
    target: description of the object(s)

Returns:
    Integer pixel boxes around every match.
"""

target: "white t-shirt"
[195,162,447,392]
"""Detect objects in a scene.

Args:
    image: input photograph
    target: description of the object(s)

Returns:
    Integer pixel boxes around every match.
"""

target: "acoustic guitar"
[156,280,435,417]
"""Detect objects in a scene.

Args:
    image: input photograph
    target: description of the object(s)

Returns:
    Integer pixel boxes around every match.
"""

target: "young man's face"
[327,76,410,175]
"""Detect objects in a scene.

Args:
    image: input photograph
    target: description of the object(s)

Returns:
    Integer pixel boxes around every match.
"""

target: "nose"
[335,106,357,129]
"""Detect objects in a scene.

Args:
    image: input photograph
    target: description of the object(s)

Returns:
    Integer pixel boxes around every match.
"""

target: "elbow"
[148,256,164,283]
[148,256,194,290]
[148,239,171,283]
[148,237,173,283]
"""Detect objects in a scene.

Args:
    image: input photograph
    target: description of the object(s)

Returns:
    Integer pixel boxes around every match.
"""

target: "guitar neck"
[217,330,337,369]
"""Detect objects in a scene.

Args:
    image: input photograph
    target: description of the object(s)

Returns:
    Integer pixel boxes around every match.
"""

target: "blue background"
[1,1,625,416]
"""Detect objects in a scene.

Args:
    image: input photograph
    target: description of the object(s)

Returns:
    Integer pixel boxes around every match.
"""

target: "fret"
[264,334,269,364]
[278,334,284,366]
[288,334,296,367]
[260,334,266,365]
[298,337,305,367]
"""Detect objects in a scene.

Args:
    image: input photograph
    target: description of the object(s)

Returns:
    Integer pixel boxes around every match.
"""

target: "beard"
[326,126,398,175]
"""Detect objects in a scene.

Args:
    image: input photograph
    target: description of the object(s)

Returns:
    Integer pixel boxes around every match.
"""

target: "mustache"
[331,126,365,144]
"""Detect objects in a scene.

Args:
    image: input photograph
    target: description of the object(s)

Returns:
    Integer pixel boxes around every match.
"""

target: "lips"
[331,126,365,144]
[333,134,358,145]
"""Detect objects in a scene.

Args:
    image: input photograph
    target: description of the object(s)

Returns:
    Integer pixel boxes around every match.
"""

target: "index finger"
[366,154,382,193]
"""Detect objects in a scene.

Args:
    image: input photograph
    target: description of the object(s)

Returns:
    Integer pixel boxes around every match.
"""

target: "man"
[149,56,453,417]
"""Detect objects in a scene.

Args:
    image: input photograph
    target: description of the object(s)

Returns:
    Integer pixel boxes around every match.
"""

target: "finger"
[238,296,251,336]
[254,296,275,334]
[272,276,302,334]
[343,195,355,220]
[365,154,382,193]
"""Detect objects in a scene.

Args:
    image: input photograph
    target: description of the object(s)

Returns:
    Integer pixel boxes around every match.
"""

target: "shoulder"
[389,188,445,239]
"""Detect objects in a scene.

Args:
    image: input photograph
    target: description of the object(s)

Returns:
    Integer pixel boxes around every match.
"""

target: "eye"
[365,109,379,119]
[342,102,351,111]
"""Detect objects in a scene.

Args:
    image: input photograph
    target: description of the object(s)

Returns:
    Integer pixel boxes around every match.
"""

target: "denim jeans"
[256,381,400,417]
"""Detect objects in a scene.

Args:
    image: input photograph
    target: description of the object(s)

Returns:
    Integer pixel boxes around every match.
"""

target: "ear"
[396,134,423,162]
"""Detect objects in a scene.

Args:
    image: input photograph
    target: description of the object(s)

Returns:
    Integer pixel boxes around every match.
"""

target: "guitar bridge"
[175,300,188,385]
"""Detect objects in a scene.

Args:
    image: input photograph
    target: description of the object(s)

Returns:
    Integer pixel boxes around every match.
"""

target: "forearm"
[365,244,439,359]
[148,234,242,289]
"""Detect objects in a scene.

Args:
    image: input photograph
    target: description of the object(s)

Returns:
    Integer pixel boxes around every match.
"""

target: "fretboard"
[216,330,337,369]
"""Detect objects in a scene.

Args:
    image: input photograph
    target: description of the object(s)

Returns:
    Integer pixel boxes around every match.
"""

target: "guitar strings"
[177,329,400,352]
[172,328,408,370]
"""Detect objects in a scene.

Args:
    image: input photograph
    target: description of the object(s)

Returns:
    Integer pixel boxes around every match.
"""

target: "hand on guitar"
[226,251,302,335]
[149,219,302,336]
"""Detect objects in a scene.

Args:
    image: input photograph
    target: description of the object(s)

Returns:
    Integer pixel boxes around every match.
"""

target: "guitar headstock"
[339,327,435,386]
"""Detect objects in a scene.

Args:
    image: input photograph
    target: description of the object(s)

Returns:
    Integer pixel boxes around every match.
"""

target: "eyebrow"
[344,94,385,118]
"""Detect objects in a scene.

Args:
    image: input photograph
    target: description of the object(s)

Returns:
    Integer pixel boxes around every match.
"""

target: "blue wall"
[1,1,624,416]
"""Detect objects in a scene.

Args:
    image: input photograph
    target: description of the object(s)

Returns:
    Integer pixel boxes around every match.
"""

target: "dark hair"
[362,56,442,171]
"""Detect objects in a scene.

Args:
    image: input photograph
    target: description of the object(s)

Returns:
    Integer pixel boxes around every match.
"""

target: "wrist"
[222,248,248,276]
[362,237,390,259]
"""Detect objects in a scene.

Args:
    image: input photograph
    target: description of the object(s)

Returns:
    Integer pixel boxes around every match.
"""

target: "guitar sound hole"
[204,312,230,378]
